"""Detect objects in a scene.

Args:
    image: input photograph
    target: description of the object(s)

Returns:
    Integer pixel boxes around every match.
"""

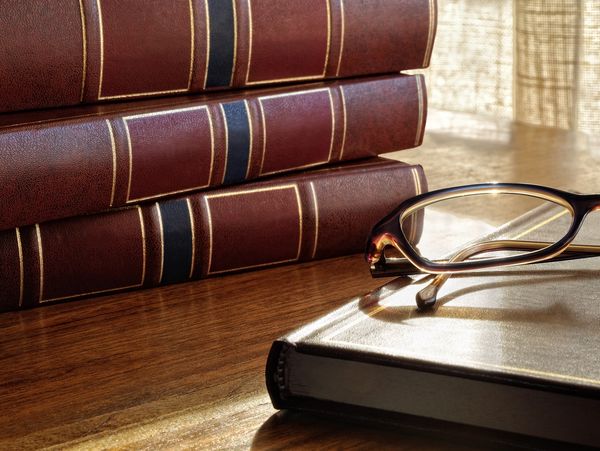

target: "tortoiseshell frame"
[366,183,600,309]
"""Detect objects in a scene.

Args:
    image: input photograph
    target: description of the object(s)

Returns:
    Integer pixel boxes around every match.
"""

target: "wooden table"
[1,111,598,449]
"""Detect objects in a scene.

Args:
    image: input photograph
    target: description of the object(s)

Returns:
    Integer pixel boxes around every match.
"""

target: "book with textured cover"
[266,206,600,448]
[0,74,426,231]
[0,0,437,113]
[0,159,426,311]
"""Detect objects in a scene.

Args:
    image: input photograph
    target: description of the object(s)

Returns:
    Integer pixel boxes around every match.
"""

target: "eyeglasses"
[366,183,600,310]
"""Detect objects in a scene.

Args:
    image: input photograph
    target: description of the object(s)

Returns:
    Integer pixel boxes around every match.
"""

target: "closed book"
[0,0,436,113]
[0,74,426,231]
[266,205,600,448]
[0,159,426,311]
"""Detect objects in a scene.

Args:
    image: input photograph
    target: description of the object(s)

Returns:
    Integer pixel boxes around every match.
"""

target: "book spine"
[0,160,427,311]
[0,75,427,231]
[265,340,292,409]
[0,0,437,113]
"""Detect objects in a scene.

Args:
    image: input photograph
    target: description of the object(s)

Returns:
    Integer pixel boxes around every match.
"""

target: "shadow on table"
[251,410,480,450]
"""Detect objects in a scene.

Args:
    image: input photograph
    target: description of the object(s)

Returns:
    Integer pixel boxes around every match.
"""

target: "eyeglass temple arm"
[370,241,600,278]
[415,240,600,309]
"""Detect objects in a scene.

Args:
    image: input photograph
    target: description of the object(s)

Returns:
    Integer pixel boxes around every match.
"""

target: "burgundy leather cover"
[0,0,437,113]
[0,159,427,311]
[0,74,427,230]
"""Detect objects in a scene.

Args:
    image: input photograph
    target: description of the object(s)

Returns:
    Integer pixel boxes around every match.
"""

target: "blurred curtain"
[420,0,600,138]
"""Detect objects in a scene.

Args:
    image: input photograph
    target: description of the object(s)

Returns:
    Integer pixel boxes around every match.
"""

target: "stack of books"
[0,0,437,311]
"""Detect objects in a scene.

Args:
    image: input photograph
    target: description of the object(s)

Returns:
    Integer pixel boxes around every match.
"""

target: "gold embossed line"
[35,224,44,304]
[335,0,345,76]
[219,104,230,185]
[415,76,425,146]
[16,228,24,307]
[187,0,195,90]
[186,198,196,278]
[203,196,214,274]
[96,0,105,100]
[78,0,87,102]
[106,120,117,206]
[244,99,253,179]
[423,0,436,67]
[338,86,348,160]
[409,167,422,244]
[309,182,319,259]
[326,88,335,163]
[229,0,238,86]
[203,0,211,89]
[156,203,165,284]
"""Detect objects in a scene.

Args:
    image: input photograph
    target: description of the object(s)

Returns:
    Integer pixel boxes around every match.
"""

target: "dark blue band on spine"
[206,0,235,88]
[222,101,251,184]
[159,199,193,285]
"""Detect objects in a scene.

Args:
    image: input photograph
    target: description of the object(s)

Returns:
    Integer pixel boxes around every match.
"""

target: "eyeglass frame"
[365,183,600,308]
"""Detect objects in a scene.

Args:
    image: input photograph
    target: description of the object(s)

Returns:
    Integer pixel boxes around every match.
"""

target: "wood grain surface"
[1,111,599,450]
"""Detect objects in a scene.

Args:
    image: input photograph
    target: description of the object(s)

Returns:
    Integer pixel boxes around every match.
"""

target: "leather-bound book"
[0,0,437,113]
[0,159,426,311]
[0,74,426,231]
[266,206,600,448]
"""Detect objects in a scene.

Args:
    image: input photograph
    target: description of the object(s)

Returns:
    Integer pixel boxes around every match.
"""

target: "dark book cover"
[266,203,600,448]
[0,74,426,231]
[0,158,426,311]
[0,0,436,113]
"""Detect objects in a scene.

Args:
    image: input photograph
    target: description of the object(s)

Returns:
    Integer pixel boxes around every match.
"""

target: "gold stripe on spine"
[295,184,304,261]
[40,207,147,303]
[257,96,267,175]
[219,104,230,185]
[257,88,335,176]
[35,224,44,303]
[323,0,332,75]
[244,99,253,179]
[205,184,303,274]
[96,0,105,100]
[155,203,165,284]
[203,0,211,89]
[309,182,319,259]
[97,0,195,99]
[203,196,214,274]
[138,206,147,285]
[334,0,345,76]
[415,76,424,146]
[106,120,117,206]
[206,106,216,185]
[245,0,332,84]
[423,0,436,67]
[122,106,215,203]
[16,228,24,308]
[326,88,335,163]
[408,167,422,244]
[123,118,134,202]
[187,0,195,90]
[100,88,191,101]
[186,198,196,278]
[244,0,253,85]
[230,0,238,86]
[78,0,87,102]
[339,86,347,160]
